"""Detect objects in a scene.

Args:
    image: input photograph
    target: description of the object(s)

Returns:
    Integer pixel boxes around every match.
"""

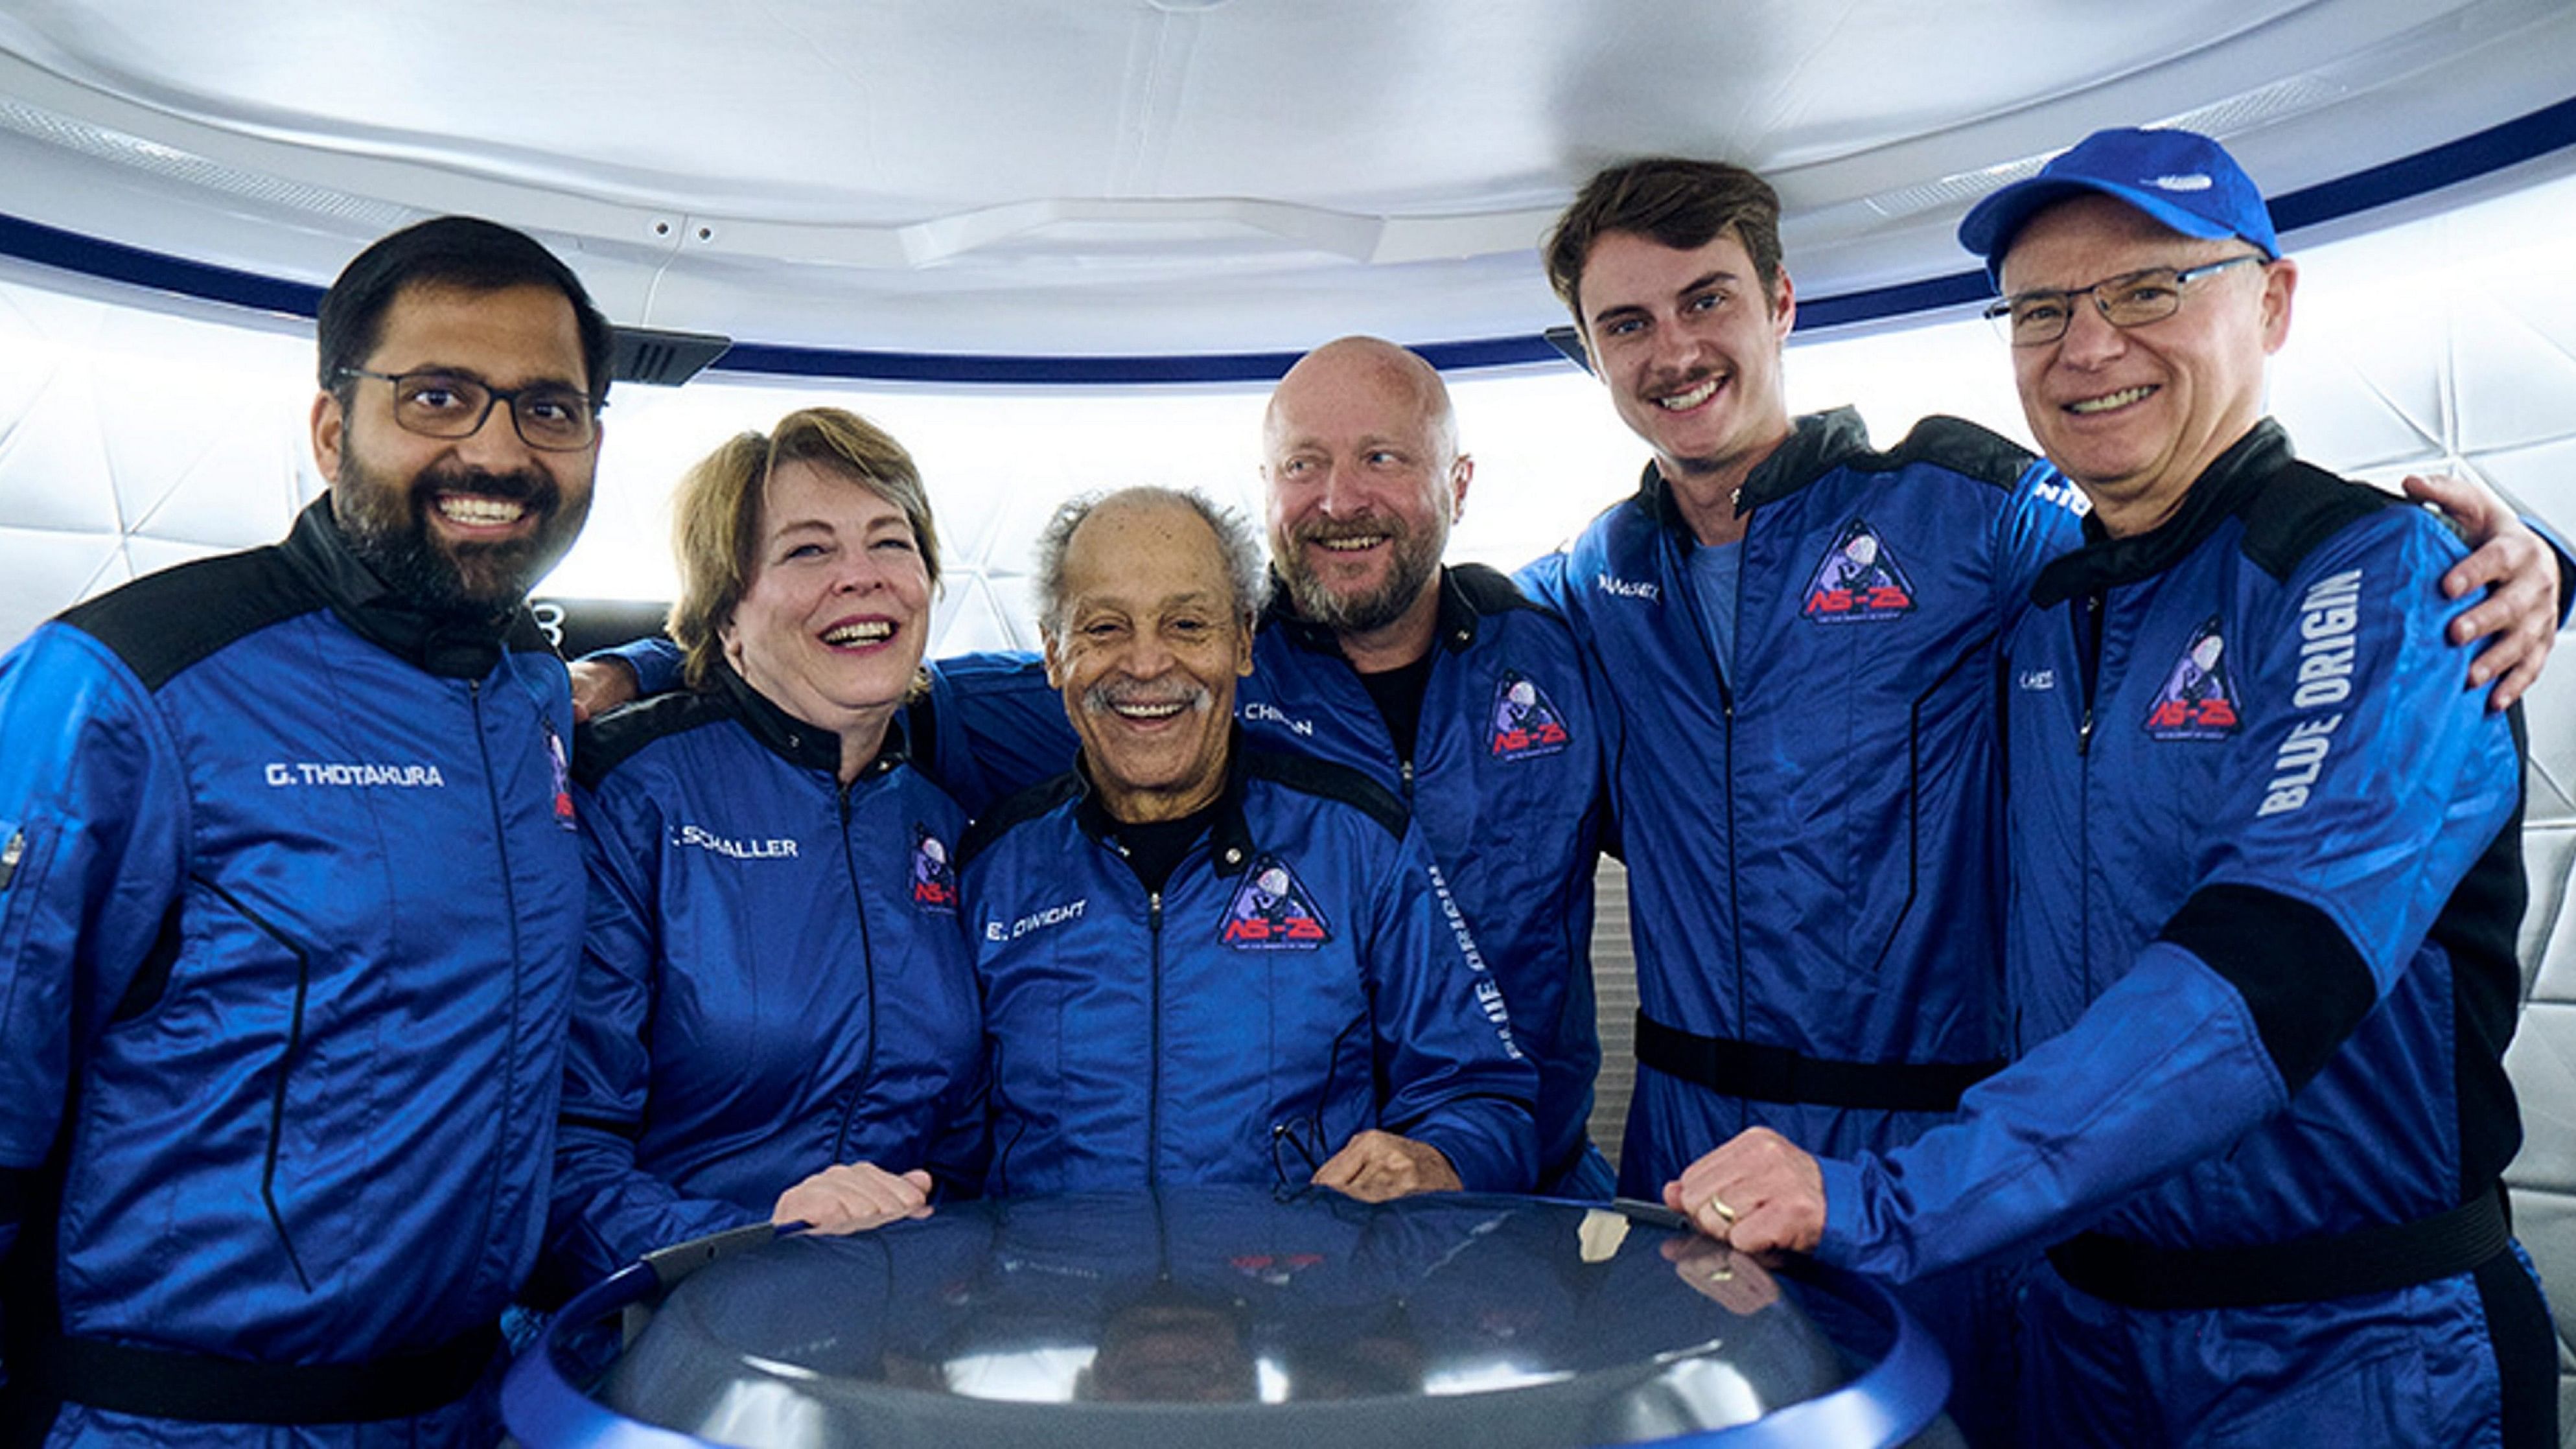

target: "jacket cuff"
[1407,1103,1538,1194]
[2531,511,2576,629]
[590,636,684,697]
[1812,1153,1870,1269]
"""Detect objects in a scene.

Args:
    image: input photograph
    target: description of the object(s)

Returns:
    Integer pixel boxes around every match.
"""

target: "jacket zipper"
[2074,590,2107,999]
[830,780,882,1158]
[2076,590,2106,757]
[1673,529,1743,1032]
[1147,887,1164,1185]
[468,678,532,1302]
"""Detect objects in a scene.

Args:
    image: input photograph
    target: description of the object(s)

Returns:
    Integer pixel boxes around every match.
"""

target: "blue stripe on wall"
[5,95,2571,384]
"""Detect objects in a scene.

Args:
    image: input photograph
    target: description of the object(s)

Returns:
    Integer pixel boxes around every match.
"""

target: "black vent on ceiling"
[610,327,732,387]
[1542,325,1590,376]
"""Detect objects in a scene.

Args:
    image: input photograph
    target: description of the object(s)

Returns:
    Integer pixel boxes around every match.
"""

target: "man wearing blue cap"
[1670,126,2559,1446]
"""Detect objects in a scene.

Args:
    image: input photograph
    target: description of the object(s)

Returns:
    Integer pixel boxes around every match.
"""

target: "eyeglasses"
[1984,255,2268,347]
[336,367,602,451]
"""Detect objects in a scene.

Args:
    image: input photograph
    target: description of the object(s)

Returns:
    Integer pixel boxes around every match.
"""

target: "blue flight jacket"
[959,745,1538,1195]
[1519,409,2083,1183]
[1236,566,1607,1189]
[1813,421,2527,1282]
[0,500,582,1436]
[544,666,986,1294]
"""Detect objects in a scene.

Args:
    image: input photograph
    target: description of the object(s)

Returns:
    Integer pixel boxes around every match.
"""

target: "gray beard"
[1278,538,1439,634]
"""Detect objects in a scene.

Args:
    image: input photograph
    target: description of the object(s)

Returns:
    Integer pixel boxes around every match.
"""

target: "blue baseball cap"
[1958,126,2279,284]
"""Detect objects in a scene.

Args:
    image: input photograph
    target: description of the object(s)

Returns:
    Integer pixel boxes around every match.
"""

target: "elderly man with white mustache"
[954,486,1538,1201]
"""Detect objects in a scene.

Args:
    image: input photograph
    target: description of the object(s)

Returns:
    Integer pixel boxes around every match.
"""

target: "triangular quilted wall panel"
[2275,280,2449,469]
[928,573,1025,658]
[0,367,122,535]
[118,413,310,551]
[2463,435,2576,548]
[0,525,125,645]
[2452,290,2576,456]
[120,534,240,582]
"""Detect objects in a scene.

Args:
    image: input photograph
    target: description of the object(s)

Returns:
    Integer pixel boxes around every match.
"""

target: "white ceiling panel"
[0,0,2570,358]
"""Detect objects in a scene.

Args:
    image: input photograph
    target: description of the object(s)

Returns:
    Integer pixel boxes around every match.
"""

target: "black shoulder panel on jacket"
[2234,459,2400,584]
[2438,707,2531,1194]
[958,772,1084,870]
[905,691,942,790]
[1851,415,2038,491]
[57,546,319,693]
[2159,882,2378,1096]
[1446,562,1546,617]
[573,691,737,790]
[1242,748,1410,840]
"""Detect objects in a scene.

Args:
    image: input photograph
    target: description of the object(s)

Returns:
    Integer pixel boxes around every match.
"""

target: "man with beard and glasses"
[957,487,1537,1200]
[570,339,1613,1196]
[0,215,610,1447]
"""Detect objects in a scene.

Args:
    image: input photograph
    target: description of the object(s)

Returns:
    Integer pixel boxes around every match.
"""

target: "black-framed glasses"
[1984,254,2268,347]
[336,367,602,451]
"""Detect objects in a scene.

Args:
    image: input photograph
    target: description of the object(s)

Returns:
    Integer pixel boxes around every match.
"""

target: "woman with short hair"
[542,407,982,1294]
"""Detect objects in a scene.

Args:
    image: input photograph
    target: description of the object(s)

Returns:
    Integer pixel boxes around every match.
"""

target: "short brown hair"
[666,408,941,690]
[1544,158,1785,326]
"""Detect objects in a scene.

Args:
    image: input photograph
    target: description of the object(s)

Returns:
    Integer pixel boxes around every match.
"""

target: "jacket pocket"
[0,818,53,976]
[185,875,321,1292]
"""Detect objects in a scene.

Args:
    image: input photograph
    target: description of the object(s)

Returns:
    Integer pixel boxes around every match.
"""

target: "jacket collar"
[1069,724,1257,878]
[281,496,547,679]
[1261,564,1479,658]
[711,656,912,782]
[1634,406,1873,540]
[2029,419,2291,608]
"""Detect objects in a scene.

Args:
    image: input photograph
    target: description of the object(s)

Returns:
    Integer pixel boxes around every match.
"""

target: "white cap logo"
[2146,173,2214,192]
